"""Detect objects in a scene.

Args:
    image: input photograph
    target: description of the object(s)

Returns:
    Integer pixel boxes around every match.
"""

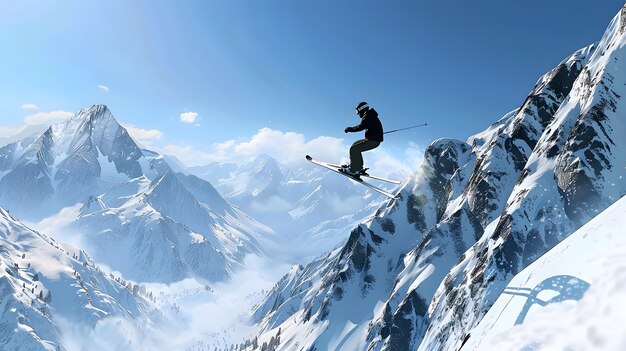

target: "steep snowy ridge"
[250,5,626,351]
[52,105,146,195]
[0,207,150,351]
[421,7,626,351]
[379,44,596,351]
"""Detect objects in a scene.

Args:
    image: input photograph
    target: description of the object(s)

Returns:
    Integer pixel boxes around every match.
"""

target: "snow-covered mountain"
[0,105,165,217]
[249,4,626,350]
[0,206,151,351]
[188,154,392,261]
[221,154,285,199]
[0,105,275,283]
[72,171,273,283]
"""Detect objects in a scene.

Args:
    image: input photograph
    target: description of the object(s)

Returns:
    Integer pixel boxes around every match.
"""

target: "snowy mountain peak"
[71,104,114,126]
[54,104,115,150]
[248,154,283,178]
[0,105,163,217]
[82,103,111,119]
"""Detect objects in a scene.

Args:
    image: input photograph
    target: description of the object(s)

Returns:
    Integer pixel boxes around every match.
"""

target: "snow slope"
[0,207,150,351]
[463,194,626,351]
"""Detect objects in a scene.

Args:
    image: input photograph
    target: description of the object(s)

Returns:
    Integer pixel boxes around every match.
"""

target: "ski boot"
[340,165,362,180]
[342,165,369,176]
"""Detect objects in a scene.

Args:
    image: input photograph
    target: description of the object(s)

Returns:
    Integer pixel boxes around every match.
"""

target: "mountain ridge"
[248,4,626,350]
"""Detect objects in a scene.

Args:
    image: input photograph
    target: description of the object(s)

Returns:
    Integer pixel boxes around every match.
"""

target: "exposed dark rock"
[387,290,427,351]
[379,218,396,235]
[406,194,428,232]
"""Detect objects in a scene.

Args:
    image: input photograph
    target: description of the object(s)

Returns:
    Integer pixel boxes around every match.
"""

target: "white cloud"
[21,103,39,110]
[56,255,291,351]
[23,110,73,125]
[30,203,82,232]
[231,128,345,165]
[24,204,91,260]
[123,124,164,147]
[0,126,23,138]
[161,144,215,165]
[179,112,198,124]
[97,84,110,92]
[370,141,423,179]
[250,195,294,213]
[159,127,424,180]
[0,110,73,139]
[161,128,344,168]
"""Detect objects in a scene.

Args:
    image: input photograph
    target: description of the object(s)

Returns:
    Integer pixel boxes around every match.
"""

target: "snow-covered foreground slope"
[1,105,275,284]
[0,207,150,351]
[249,4,626,351]
[464,194,626,351]
[1,204,282,351]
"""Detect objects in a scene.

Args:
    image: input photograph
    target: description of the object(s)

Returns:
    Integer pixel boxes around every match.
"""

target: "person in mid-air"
[342,101,383,178]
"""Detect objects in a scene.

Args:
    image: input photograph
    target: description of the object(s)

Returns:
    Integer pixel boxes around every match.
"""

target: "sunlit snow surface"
[0,207,150,351]
[464,195,626,351]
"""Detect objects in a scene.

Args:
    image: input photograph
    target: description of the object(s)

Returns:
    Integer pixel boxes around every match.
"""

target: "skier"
[342,102,383,178]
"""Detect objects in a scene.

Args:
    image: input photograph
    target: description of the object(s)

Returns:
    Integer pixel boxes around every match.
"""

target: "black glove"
[344,127,351,133]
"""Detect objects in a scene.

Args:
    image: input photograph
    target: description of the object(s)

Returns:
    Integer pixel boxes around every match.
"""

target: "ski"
[307,158,401,185]
[305,155,400,200]
[358,172,402,185]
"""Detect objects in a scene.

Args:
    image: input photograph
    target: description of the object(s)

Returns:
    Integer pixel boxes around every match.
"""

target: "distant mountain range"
[187,153,394,261]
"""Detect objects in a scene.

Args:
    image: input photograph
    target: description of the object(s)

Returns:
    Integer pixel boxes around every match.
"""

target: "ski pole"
[383,123,428,134]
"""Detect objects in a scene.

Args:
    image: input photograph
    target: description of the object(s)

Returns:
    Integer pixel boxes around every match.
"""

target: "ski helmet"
[355,102,369,116]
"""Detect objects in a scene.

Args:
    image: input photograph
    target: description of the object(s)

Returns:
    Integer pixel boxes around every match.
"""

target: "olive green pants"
[349,139,380,172]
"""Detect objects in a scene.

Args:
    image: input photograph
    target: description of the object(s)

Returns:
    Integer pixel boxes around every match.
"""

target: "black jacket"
[347,108,384,142]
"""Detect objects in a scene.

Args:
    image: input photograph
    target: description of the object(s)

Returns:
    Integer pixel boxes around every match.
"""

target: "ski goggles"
[355,103,369,115]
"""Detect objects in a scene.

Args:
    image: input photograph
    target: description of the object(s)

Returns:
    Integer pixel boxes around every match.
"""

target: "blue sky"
[1,0,623,170]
